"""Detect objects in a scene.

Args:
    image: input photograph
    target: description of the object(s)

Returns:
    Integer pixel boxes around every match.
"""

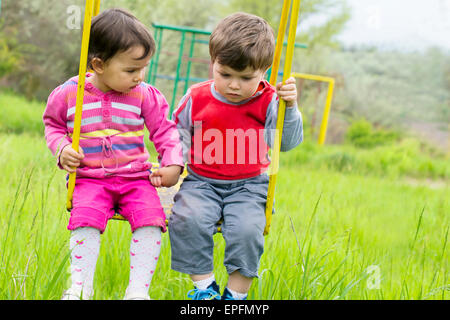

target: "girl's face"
[212,61,267,103]
[91,45,151,93]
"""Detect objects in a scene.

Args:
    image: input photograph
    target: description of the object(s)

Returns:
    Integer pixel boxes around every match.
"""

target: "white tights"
[67,226,161,299]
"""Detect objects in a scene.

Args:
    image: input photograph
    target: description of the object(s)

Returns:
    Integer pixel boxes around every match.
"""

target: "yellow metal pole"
[264,0,302,235]
[292,72,335,145]
[66,0,95,210]
[93,0,101,16]
[291,72,334,83]
[269,0,291,86]
[318,78,334,145]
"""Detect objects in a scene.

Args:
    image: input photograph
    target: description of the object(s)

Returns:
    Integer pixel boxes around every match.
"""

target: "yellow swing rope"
[268,0,290,86]
[66,0,100,210]
[264,0,302,235]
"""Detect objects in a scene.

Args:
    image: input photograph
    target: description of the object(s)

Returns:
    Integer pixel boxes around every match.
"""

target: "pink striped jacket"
[43,73,183,178]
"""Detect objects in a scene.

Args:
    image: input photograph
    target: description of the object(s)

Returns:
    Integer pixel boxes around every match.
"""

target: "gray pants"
[168,173,270,278]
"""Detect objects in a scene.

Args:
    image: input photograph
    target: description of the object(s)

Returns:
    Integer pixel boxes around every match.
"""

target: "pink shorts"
[68,176,166,233]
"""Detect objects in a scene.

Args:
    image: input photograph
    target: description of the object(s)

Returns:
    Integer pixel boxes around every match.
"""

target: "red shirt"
[175,80,276,180]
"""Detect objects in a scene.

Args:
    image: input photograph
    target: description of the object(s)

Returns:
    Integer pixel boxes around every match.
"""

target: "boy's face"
[92,45,151,93]
[212,61,267,103]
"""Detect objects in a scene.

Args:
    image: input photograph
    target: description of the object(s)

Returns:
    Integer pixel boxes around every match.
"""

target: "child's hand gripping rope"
[276,77,297,107]
[60,145,85,173]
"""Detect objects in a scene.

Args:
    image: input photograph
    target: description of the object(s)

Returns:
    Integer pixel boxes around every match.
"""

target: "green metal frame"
[147,23,308,115]
[147,23,211,114]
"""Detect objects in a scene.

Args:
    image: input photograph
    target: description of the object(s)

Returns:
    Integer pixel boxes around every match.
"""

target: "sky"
[336,0,450,51]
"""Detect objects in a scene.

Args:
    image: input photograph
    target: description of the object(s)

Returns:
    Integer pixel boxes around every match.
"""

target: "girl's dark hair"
[88,8,155,68]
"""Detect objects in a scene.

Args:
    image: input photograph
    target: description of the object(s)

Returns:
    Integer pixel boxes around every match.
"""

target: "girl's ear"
[90,57,105,74]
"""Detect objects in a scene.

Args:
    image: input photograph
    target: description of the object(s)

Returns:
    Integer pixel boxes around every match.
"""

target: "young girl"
[43,8,183,300]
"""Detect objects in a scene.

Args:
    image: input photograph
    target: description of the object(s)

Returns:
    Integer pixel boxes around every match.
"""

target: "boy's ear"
[260,67,270,80]
[90,57,105,74]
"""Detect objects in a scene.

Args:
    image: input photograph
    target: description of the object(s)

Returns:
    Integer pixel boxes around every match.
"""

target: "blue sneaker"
[221,287,247,300]
[187,281,221,300]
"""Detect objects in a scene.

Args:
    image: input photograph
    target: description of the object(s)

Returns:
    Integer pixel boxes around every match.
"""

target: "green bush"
[0,29,23,78]
[282,138,449,180]
[323,151,355,172]
[346,119,400,148]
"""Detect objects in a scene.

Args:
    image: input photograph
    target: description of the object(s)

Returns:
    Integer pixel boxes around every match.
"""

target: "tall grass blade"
[42,250,71,300]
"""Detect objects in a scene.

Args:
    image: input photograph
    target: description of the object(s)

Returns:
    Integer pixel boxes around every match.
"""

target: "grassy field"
[0,91,448,300]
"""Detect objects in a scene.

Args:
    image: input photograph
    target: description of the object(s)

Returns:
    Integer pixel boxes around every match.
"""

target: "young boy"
[169,12,303,300]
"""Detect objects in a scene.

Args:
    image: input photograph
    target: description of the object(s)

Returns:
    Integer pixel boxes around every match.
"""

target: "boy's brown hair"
[209,12,275,71]
[88,8,155,68]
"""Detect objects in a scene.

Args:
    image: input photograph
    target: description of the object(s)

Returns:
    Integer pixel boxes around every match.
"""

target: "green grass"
[0,90,45,135]
[0,91,448,300]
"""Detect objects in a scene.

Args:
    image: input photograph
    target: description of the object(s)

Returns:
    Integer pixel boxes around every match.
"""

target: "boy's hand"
[276,77,297,107]
[60,145,84,173]
[150,165,183,188]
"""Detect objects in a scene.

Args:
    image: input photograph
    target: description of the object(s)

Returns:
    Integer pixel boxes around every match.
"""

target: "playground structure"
[67,0,333,235]
[147,23,212,112]
[292,72,335,145]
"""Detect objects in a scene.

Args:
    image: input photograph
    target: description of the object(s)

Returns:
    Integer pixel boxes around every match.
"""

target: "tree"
[0,24,24,78]
[0,0,221,100]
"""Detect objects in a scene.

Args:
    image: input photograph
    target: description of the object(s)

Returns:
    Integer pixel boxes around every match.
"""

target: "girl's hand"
[150,165,183,188]
[276,77,297,107]
[60,145,85,173]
